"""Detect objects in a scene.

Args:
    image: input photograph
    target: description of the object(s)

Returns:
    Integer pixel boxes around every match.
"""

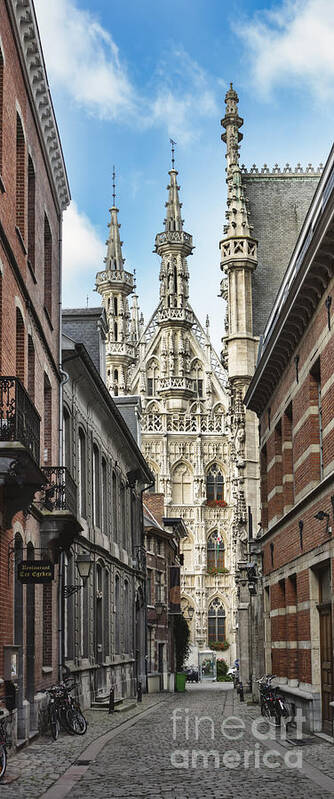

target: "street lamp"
[64,552,93,598]
[155,601,166,617]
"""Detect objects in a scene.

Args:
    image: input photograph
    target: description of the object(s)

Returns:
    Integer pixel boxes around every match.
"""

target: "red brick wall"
[144,493,164,526]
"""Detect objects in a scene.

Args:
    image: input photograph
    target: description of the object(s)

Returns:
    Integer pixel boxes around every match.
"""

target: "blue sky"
[35,0,334,352]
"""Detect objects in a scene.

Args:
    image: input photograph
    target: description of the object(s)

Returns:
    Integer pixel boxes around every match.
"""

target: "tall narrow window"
[43,583,52,666]
[260,444,268,530]
[92,444,100,527]
[310,359,323,480]
[27,156,35,270]
[0,49,4,176]
[104,570,110,656]
[156,571,162,602]
[101,457,107,532]
[44,215,52,318]
[124,580,129,651]
[207,532,225,572]
[0,272,3,374]
[114,296,118,315]
[27,335,35,401]
[78,428,86,518]
[63,407,71,470]
[16,307,25,383]
[120,482,125,548]
[206,464,224,502]
[208,599,226,644]
[114,368,119,396]
[112,470,117,535]
[16,114,25,237]
[114,322,118,341]
[43,373,52,465]
[147,570,152,604]
[115,575,120,652]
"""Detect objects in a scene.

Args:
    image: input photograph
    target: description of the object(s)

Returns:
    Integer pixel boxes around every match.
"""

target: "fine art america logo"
[170,708,304,771]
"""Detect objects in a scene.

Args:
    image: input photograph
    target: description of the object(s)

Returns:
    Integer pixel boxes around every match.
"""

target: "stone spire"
[104,167,125,271]
[130,270,141,344]
[154,147,193,317]
[221,84,252,238]
[96,169,136,396]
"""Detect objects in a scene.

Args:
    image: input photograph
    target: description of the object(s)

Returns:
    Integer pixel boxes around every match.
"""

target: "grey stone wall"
[242,174,320,337]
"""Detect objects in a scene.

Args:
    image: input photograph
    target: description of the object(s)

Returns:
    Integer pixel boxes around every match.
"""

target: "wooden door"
[318,603,333,734]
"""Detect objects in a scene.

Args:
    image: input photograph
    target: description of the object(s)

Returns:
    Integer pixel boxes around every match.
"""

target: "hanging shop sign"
[168,565,181,614]
[17,560,54,583]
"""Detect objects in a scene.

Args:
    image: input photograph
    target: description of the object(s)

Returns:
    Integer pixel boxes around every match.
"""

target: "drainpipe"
[57,212,69,683]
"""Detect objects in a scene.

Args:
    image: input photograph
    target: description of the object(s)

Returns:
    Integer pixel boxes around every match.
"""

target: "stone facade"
[96,158,238,667]
[62,322,153,707]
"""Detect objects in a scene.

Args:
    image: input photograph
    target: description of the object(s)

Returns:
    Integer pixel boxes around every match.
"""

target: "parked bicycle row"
[46,677,87,741]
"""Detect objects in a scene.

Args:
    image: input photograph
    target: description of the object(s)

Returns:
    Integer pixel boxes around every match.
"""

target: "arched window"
[16,113,25,237]
[28,334,35,401]
[26,543,35,700]
[44,214,52,319]
[92,444,100,527]
[78,428,86,518]
[27,156,35,271]
[114,368,119,396]
[101,457,107,532]
[147,361,158,397]
[208,598,226,644]
[207,532,225,572]
[124,580,129,651]
[112,470,117,534]
[206,464,224,502]
[16,307,25,382]
[43,373,52,465]
[63,407,71,469]
[104,569,110,656]
[115,575,120,652]
[172,463,192,505]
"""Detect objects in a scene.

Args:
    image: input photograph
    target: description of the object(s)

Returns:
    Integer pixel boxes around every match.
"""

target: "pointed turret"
[130,271,141,344]
[96,169,136,395]
[155,143,194,326]
[221,84,252,238]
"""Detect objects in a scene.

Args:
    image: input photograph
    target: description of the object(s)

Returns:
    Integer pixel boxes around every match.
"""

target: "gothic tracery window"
[206,463,224,502]
[207,531,225,572]
[208,599,226,643]
[172,462,192,505]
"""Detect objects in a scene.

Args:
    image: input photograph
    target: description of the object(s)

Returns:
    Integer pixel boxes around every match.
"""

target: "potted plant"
[208,640,230,651]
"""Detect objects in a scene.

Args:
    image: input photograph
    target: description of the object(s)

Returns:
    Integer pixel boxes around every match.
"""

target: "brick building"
[143,493,186,692]
[245,145,334,733]
[0,0,70,743]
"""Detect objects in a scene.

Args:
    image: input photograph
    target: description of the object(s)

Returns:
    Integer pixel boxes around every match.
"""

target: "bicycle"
[0,711,11,780]
[256,674,290,726]
[46,687,61,740]
[62,678,87,735]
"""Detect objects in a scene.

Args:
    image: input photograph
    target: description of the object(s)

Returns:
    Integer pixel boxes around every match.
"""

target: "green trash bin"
[175,672,187,692]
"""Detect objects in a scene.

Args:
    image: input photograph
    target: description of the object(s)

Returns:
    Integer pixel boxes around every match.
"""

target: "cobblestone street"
[2,684,334,798]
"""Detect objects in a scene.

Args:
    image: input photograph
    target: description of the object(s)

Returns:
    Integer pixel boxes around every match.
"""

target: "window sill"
[0,174,6,193]
[44,305,53,331]
[15,225,27,255]
[27,258,37,284]
[42,666,53,674]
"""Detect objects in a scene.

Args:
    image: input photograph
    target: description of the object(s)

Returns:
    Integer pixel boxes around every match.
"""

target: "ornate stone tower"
[220,84,260,684]
[129,148,236,663]
[96,170,135,395]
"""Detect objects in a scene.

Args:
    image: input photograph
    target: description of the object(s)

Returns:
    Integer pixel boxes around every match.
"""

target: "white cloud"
[34,0,218,141]
[237,0,334,99]
[62,201,105,306]
[34,0,135,119]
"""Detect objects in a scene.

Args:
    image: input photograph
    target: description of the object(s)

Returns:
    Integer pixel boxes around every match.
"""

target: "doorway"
[317,563,333,735]
[158,643,164,691]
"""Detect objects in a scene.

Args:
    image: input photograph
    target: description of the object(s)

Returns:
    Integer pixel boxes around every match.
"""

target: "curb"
[39,695,171,799]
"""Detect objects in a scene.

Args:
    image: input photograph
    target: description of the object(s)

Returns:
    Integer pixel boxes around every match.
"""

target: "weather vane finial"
[170,138,176,169]
[112,165,116,206]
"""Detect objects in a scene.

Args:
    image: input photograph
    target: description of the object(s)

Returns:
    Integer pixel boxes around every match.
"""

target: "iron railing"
[0,376,40,464]
[41,466,77,516]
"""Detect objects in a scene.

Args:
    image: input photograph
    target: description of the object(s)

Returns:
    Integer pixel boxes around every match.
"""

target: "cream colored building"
[96,158,239,665]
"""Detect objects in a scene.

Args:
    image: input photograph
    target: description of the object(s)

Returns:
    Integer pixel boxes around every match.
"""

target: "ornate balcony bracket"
[38,467,82,556]
[1,452,46,528]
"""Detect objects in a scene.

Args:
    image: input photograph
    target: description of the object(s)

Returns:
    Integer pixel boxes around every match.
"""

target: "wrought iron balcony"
[41,467,77,517]
[0,376,40,464]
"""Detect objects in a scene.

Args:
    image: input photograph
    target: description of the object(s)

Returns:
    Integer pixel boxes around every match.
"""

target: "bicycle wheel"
[0,745,7,780]
[49,705,60,740]
[65,708,87,735]
[261,700,278,725]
